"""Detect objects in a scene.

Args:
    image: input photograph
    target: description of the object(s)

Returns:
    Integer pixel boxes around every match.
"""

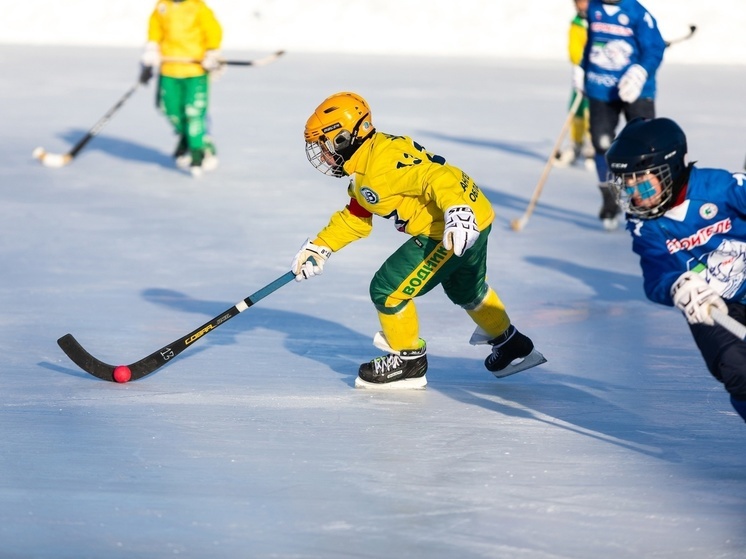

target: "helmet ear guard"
[332,130,352,152]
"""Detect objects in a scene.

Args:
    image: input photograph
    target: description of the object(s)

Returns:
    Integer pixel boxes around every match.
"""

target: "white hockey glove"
[443,206,480,257]
[618,64,647,103]
[291,239,332,282]
[141,41,161,68]
[671,271,728,326]
[139,41,161,85]
[202,50,223,72]
[572,65,585,94]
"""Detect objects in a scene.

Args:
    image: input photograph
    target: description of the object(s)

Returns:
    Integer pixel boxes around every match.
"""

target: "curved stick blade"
[57,334,117,381]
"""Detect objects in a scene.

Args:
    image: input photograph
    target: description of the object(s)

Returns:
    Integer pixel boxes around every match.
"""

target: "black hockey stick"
[665,25,697,48]
[33,81,141,168]
[57,271,295,382]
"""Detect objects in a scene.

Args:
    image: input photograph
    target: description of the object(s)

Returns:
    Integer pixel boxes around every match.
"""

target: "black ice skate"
[173,135,191,170]
[599,183,621,231]
[356,343,428,390]
[485,325,546,378]
[190,149,206,178]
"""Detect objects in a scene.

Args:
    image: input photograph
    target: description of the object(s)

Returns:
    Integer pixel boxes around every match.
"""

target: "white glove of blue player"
[291,239,332,281]
[443,206,480,257]
[618,64,647,103]
[671,271,728,326]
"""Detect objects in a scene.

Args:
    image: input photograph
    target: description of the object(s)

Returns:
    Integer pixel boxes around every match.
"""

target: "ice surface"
[1,45,745,558]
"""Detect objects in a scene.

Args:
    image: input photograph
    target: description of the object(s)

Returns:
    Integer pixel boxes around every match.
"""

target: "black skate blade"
[491,349,547,379]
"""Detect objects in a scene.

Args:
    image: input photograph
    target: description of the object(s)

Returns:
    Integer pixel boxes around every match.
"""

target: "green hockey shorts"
[370,225,492,315]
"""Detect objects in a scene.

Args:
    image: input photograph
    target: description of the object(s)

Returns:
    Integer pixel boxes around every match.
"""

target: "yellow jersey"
[314,133,495,252]
[147,0,222,78]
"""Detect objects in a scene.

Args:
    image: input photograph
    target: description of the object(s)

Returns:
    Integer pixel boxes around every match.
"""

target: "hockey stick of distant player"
[32,81,141,168]
[163,49,286,67]
[664,25,697,48]
[711,308,746,341]
[222,49,285,66]
[510,91,584,232]
[57,271,296,383]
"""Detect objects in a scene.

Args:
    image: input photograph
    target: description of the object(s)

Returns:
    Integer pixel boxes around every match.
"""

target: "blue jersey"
[628,167,746,307]
[581,0,666,102]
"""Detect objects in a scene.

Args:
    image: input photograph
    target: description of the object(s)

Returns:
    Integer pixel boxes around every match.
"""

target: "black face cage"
[608,162,674,219]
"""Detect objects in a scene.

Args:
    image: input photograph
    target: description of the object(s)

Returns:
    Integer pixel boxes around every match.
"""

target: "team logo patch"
[619,14,629,26]
[360,187,379,204]
[700,203,718,220]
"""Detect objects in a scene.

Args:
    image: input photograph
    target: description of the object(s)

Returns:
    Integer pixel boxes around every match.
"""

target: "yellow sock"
[466,288,510,339]
[571,116,586,146]
[377,301,421,351]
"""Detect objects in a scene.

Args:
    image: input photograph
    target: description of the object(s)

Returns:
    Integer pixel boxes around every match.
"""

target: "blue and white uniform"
[629,168,746,409]
[630,168,746,305]
[581,0,666,102]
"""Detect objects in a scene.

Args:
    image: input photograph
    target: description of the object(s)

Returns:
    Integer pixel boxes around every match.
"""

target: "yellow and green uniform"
[568,12,590,145]
[312,133,511,351]
[148,0,222,78]
[147,0,222,160]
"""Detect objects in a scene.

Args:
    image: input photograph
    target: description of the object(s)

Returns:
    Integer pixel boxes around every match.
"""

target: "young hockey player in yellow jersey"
[555,0,594,169]
[292,92,546,389]
[139,0,222,177]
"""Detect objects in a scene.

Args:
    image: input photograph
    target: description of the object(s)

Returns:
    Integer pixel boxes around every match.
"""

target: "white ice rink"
[2,45,745,558]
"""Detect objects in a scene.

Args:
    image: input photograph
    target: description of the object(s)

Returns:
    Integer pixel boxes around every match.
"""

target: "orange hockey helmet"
[304,92,375,177]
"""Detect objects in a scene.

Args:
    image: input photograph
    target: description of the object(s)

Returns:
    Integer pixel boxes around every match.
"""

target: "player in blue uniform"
[574,0,666,230]
[606,117,746,423]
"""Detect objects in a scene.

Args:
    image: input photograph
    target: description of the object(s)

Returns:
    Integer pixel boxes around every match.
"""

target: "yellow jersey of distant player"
[147,0,222,78]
